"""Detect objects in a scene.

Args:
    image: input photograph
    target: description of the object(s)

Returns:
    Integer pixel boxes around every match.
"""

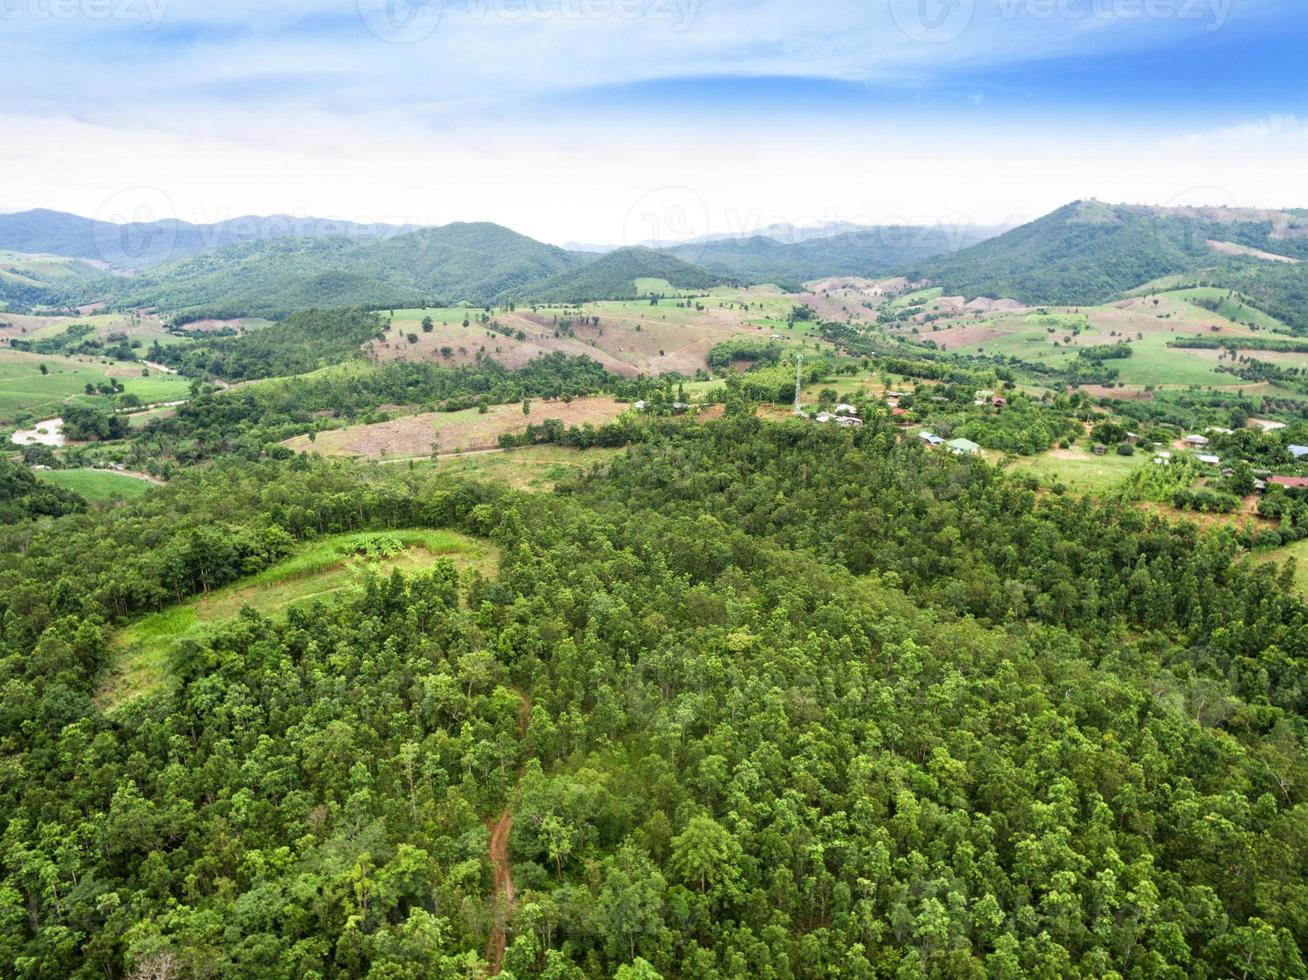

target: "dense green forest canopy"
[1,415,1306,977]
[149,308,388,382]
[0,456,86,523]
[504,248,722,304]
[84,224,586,319]
[665,226,990,285]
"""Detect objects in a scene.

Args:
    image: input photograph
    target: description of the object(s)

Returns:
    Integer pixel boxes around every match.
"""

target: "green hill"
[505,246,722,302]
[668,226,990,285]
[96,223,586,318]
[0,250,113,311]
[907,200,1308,327]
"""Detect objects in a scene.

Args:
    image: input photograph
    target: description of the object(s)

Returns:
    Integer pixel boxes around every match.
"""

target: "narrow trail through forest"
[485,690,532,975]
[485,810,515,973]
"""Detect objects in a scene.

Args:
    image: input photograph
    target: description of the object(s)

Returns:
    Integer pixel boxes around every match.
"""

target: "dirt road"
[485,810,515,973]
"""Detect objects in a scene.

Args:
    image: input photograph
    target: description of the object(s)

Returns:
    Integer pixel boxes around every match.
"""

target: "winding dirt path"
[485,810,515,973]
[485,691,531,975]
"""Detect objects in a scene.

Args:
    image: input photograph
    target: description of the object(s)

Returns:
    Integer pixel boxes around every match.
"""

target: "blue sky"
[1,0,1305,242]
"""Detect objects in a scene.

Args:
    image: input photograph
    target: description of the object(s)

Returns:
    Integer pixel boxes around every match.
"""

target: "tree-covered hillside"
[151,308,388,381]
[0,250,113,311]
[1,416,1304,977]
[506,247,722,303]
[907,201,1308,328]
[92,223,588,318]
[668,226,989,286]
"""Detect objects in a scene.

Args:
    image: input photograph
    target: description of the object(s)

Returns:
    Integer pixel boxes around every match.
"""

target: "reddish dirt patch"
[794,289,881,324]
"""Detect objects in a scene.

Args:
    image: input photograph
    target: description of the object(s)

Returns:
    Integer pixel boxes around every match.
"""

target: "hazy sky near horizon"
[2,0,1306,244]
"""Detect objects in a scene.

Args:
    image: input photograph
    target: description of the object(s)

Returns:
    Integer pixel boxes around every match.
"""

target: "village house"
[947,437,980,455]
[1270,476,1308,490]
[1183,434,1209,447]
[919,432,945,447]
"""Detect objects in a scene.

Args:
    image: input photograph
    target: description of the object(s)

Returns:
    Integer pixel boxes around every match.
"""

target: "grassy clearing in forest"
[0,348,191,423]
[411,444,622,490]
[37,468,154,501]
[1004,448,1146,493]
[98,529,495,712]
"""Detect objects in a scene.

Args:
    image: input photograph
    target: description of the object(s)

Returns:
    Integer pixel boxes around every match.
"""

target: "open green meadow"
[36,468,154,501]
[0,349,190,424]
[1004,448,1147,493]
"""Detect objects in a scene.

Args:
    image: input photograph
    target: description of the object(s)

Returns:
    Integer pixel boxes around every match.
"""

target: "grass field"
[1164,287,1290,333]
[408,444,622,490]
[98,529,495,711]
[1005,448,1146,493]
[0,348,191,424]
[284,396,630,459]
[37,468,155,501]
[1259,538,1308,596]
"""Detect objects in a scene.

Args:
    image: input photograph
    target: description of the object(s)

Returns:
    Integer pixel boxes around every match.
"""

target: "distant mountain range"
[0,208,414,270]
[0,209,996,316]
[3,203,1306,325]
[665,226,997,288]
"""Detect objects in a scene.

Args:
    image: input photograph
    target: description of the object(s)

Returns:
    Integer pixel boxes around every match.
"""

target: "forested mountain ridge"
[905,200,1308,327]
[0,416,1304,976]
[505,246,724,302]
[666,225,993,286]
[95,222,588,319]
[0,208,415,269]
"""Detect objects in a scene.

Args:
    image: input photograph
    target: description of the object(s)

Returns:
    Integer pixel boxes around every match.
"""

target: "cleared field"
[0,309,184,348]
[1164,287,1290,332]
[410,444,622,490]
[1005,448,1146,493]
[36,468,155,501]
[98,529,495,712]
[371,286,804,376]
[891,293,1269,389]
[284,396,630,459]
[0,348,191,424]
